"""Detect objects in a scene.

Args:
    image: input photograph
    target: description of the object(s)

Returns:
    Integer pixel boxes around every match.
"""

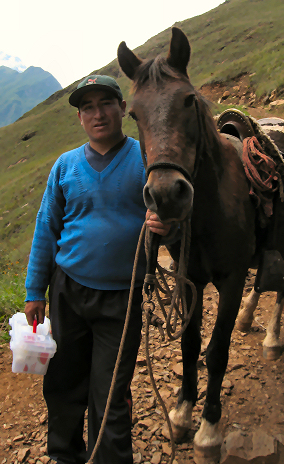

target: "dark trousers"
[43,267,143,464]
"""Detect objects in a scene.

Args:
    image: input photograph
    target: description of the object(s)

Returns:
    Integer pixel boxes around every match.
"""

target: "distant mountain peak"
[0,52,27,73]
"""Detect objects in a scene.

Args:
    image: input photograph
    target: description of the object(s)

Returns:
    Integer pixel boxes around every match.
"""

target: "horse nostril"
[143,185,159,212]
[143,176,194,221]
[171,179,193,203]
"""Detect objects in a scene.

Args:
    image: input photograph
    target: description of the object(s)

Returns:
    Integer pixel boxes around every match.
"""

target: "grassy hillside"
[102,0,284,97]
[0,0,283,332]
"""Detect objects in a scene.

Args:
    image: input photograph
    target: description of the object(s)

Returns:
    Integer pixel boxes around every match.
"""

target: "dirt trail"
[0,248,284,464]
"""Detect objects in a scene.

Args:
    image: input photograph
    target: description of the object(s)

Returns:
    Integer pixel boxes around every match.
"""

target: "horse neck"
[192,135,225,216]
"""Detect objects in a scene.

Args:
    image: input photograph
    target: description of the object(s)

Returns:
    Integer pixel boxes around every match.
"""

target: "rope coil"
[243,136,282,217]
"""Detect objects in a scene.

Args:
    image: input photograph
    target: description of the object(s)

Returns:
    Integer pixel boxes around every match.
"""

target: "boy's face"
[78,90,126,147]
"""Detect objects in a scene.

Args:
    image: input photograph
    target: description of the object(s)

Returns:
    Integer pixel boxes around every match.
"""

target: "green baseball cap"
[69,75,123,108]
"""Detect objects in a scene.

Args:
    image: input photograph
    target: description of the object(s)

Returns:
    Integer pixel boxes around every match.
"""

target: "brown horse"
[118,28,284,462]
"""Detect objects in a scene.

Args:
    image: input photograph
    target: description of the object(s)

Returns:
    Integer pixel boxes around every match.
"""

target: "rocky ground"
[0,248,284,464]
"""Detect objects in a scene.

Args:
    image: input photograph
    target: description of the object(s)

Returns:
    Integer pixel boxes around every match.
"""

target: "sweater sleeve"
[25,161,66,301]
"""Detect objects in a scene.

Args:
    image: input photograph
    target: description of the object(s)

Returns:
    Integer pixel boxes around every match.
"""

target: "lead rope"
[86,222,147,464]
[87,218,196,464]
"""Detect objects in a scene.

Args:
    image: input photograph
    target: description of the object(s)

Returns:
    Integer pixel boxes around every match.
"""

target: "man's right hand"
[25,300,46,326]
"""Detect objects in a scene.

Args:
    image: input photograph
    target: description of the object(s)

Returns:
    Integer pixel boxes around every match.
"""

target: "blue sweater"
[25,137,147,301]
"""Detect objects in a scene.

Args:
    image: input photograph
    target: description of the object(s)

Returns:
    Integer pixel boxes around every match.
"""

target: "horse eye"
[184,95,195,108]
[129,111,138,121]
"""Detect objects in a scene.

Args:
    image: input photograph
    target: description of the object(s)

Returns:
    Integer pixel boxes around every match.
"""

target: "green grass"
[0,260,27,343]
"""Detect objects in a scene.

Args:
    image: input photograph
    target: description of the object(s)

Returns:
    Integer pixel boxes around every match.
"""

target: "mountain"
[0,52,27,73]
[0,66,62,127]
[0,0,283,266]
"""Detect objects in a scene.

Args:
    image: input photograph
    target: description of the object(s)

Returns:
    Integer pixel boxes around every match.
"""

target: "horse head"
[118,28,205,223]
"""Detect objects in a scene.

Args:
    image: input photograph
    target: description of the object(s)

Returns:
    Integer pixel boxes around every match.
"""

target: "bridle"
[141,96,205,185]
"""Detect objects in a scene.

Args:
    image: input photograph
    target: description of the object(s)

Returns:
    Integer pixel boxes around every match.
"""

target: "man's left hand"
[146,210,171,236]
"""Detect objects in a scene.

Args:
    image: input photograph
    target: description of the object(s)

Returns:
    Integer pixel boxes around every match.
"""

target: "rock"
[222,379,233,389]
[200,337,211,354]
[13,434,25,442]
[134,439,148,450]
[39,413,48,425]
[146,396,156,410]
[139,367,148,375]
[39,446,48,454]
[151,451,162,464]
[17,448,30,462]
[241,345,251,350]
[158,388,171,400]
[222,90,230,100]
[269,99,284,108]
[137,418,153,429]
[228,362,245,372]
[162,442,172,455]
[136,356,147,366]
[30,446,41,456]
[173,385,181,395]
[269,89,277,101]
[150,424,160,435]
[198,384,207,400]
[263,96,270,105]
[172,363,183,378]
[220,430,278,463]
[38,457,50,464]
[133,452,142,464]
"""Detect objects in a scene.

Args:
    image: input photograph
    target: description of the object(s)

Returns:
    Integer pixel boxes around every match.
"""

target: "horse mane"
[195,91,221,148]
[132,56,221,151]
[133,56,182,90]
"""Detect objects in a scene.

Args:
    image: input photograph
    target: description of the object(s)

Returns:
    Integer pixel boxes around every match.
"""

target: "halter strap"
[146,161,192,183]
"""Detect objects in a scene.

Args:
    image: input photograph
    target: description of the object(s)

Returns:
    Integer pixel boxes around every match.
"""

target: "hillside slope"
[0,66,62,127]
[0,0,283,266]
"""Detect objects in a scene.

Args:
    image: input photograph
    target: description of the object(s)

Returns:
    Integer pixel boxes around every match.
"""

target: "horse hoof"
[263,345,282,360]
[194,443,221,464]
[235,319,252,332]
[162,421,188,442]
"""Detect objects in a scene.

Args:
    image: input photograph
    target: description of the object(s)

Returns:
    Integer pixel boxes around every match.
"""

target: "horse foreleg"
[194,273,246,464]
[162,284,203,442]
[263,290,284,360]
[235,287,260,332]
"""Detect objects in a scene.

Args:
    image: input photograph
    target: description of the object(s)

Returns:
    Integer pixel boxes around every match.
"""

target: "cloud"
[0,52,27,73]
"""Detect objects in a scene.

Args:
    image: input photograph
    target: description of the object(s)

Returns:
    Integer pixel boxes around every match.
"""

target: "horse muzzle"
[143,169,194,222]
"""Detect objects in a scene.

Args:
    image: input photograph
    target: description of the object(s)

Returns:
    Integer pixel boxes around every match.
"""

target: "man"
[25,75,170,464]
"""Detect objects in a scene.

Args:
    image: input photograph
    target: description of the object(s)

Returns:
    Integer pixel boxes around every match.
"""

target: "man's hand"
[25,301,46,326]
[146,209,171,236]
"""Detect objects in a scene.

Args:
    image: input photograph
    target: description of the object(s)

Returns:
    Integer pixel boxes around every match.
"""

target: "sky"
[1,0,224,89]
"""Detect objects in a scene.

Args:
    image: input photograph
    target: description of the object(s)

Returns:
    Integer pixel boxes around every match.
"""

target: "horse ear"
[117,41,143,80]
[167,27,191,75]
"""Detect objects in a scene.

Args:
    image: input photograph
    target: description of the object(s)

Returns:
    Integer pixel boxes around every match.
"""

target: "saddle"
[216,109,284,161]
[217,109,284,293]
[216,108,255,141]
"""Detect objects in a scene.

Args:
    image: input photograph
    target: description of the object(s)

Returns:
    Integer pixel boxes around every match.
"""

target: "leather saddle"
[216,108,255,141]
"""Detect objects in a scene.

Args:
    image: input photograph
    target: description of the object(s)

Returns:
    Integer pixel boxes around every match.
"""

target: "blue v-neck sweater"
[25,137,147,301]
